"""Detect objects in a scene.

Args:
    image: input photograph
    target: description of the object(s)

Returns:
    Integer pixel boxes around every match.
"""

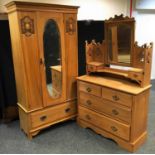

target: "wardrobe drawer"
[79,92,131,123]
[78,106,130,141]
[78,81,101,97]
[30,102,76,129]
[102,87,132,107]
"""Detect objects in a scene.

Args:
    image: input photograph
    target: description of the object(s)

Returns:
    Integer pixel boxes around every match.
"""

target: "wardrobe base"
[77,118,147,152]
[19,101,77,139]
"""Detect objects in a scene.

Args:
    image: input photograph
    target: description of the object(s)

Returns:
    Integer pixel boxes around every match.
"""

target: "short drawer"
[78,81,102,97]
[78,106,130,141]
[128,72,143,81]
[30,102,76,129]
[102,87,132,107]
[79,92,131,123]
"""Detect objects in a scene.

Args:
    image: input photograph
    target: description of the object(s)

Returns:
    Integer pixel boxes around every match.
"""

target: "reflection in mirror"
[117,24,131,63]
[108,24,131,64]
[43,19,62,99]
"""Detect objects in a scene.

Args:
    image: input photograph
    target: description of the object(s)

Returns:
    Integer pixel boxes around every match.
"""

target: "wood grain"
[79,91,131,123]
[78,106,130,141]
[77,75,151,94]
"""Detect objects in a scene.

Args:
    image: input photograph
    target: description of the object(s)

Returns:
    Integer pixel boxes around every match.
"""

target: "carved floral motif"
[21,16,35,37]
[66,17,76,35]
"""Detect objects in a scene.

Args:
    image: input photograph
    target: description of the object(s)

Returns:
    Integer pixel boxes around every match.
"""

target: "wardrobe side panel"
[18,12,43,111]
[8,12,29,109]
[64,13,78,100]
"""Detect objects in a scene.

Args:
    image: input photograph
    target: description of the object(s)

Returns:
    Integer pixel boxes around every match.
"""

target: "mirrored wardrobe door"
[37,12,66,107]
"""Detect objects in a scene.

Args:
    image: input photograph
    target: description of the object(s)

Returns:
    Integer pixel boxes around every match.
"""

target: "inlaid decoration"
[66,17,76,35]
[21,16,35,37]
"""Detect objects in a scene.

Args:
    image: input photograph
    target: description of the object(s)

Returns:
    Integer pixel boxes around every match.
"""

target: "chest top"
[77,75,151,95]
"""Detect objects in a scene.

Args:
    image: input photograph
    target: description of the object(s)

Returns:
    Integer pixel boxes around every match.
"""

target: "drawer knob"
[40,115,47,121]
[112,109,119,115]
[86,87,92,93]
[112,95,119,101]
[85,114,91,120]
[86,100,92,105]
[111,126,118,132]
[65,108,71,113]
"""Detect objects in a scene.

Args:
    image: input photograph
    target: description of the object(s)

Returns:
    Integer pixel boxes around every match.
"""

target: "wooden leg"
[27,133,33,140]
[77,118,87,129]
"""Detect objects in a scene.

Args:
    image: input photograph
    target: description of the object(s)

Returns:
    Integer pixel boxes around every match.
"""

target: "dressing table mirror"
[106,20,134,65]
[86,14,153,87]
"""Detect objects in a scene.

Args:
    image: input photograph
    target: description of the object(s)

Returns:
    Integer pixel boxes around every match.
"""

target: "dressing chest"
[77,15,153,152]
[77,75,150,152]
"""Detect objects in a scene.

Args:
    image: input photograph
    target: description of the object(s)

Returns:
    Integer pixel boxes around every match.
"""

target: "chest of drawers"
[77,75,151,152]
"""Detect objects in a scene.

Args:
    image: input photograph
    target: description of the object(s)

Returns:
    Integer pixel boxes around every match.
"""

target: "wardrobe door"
[37,12,66,107]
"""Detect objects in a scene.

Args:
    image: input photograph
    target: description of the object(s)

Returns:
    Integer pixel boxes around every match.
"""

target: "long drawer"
[79,92,131,123]
[30,102,76,129]
[78,106,130,141]
[102,87,132,107]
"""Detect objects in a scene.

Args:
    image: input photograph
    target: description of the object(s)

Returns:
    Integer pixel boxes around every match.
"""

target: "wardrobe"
[6,1,79,139]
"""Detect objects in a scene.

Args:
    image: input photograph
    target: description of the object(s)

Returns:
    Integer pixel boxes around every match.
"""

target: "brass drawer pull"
[86,100,92,105]
[65,108,71,113]
[112,95,120,101]
[111,126,118,132]
[85,114,91,120]
[112,109,119,115]
[40,115,47,121]
[86,87,92,92]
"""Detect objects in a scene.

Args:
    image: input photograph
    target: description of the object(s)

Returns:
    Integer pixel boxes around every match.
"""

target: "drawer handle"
[90,66,94,70]
[112,95,119,101]
[112,109,119,115]
[86,87,92,93]
[134,74,138,78]
[111,126,118,132]
[40,115,47,121]
[86,100,92,105]
[65,108,71,113]
[85,114,91,120]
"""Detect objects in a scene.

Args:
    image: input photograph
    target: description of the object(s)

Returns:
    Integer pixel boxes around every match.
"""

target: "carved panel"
[21,16,35,37]
[66,17,76,35]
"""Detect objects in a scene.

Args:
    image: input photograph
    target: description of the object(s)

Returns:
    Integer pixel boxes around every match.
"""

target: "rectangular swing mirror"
[105,14,135,66]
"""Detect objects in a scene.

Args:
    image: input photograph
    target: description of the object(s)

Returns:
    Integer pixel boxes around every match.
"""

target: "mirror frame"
[104,14,135,66]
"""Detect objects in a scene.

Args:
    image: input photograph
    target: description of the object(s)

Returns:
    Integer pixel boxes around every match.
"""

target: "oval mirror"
[43,19,62,99]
